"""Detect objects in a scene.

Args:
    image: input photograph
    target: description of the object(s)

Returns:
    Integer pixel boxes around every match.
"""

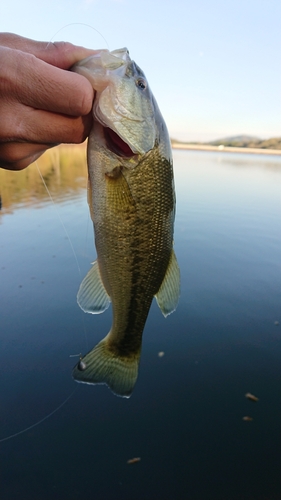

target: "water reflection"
[0,147,281,500]
[0,144,88,215]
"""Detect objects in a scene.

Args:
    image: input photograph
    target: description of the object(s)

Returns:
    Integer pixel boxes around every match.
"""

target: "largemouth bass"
[72,49,180,397]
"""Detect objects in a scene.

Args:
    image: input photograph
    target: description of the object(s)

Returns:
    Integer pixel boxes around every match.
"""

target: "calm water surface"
[0,149,281,499]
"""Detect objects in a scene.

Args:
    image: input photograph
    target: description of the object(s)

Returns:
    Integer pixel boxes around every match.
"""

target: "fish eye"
[136,78,147,90]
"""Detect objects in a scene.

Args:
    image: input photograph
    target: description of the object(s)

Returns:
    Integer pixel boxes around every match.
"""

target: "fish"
[71,48,180,398]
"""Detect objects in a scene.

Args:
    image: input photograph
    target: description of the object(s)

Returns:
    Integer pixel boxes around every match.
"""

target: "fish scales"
[93,137,174,355]
[72,48,180,397]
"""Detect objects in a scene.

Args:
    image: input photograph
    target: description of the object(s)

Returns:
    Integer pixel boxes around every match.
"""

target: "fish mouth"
[104,127,136,158]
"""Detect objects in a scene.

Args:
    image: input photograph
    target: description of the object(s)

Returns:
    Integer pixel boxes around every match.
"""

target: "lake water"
[0,148,280,499]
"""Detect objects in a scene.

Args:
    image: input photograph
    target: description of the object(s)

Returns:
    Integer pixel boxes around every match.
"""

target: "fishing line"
[46,23,110,50]
[36,162,89,351]
[36,163,82,278]
[0,389,77,444]
[1,162,88,443]
[1,20,107,442]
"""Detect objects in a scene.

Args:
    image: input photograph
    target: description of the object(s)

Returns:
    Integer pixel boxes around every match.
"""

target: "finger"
[3,47,95,116]
[1,104,92,144]
[0,33,100,69]
[36,42,103,69]
[19,53,95,116]
[0,143,50,170]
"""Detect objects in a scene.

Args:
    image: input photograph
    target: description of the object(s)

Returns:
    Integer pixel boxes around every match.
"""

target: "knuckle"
[50,41,77,68]
[52,41,74,53]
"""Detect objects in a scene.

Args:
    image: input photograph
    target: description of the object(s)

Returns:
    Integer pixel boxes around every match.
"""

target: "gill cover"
[72,48,156,154]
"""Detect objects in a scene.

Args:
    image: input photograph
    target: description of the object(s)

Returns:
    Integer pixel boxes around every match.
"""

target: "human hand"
[0,33,97,170]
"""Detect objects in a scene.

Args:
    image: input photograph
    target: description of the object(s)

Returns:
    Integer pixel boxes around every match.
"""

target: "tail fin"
[72,338,140,398]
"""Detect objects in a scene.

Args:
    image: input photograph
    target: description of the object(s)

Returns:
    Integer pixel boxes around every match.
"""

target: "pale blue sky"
[1,0,280,141]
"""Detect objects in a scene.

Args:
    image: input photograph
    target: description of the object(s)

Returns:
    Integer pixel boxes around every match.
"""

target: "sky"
[1,0,280,142]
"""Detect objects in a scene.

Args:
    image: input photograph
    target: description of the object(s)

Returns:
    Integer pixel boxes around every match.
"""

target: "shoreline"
[172,143,281,156]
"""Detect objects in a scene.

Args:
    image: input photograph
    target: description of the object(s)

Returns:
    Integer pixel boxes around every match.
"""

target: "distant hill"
[208,135,281,149]
[171,135,281,150]
[209,135,261,147]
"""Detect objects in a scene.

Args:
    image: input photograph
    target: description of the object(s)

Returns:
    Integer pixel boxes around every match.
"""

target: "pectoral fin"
[105,167,136,212]
[77,261,111,314]
[155,249,180,317]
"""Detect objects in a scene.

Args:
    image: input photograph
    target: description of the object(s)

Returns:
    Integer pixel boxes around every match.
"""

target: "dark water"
[0,150,281,500]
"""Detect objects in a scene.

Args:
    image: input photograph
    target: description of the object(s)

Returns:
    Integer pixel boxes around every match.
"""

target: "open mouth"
[104,127,135,158]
